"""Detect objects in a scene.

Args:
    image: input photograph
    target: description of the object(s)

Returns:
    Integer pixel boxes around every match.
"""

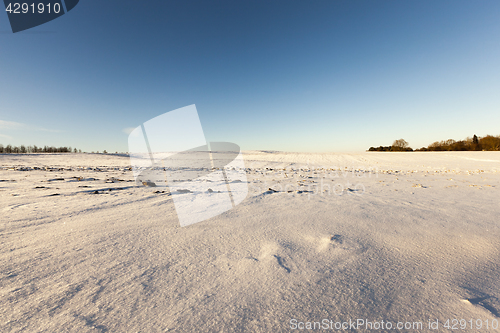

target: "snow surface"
[1,152,500,332]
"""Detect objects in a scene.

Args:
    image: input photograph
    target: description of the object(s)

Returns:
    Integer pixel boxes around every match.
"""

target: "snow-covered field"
[1,152,500,332]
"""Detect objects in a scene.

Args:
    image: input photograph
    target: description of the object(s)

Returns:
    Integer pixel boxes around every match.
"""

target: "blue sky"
[1,0,499,152]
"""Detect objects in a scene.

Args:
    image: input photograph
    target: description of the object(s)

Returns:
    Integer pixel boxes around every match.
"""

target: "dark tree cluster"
[368,134,500,152]
[0,144,81,154]
[368,146,393,152]
[368,139,413,152]
[415,134,500,151]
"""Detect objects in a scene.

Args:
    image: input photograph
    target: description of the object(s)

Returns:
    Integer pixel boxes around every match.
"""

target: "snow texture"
[1,152,500,332]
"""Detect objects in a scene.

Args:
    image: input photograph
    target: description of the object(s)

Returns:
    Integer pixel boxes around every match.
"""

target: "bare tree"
[480,135,500,151]
[392,139,409,151]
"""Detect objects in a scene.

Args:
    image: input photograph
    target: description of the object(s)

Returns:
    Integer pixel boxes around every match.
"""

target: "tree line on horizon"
[368,134,500,152]
[0,144,81,154]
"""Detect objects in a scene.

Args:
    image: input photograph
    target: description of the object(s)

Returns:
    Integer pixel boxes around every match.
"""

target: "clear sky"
[1,0,499,152]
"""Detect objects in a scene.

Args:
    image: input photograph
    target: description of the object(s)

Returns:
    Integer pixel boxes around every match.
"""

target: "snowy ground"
[1,152,500,332]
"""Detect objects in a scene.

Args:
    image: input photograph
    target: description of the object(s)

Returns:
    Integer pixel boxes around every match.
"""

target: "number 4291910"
[5,2,62,14]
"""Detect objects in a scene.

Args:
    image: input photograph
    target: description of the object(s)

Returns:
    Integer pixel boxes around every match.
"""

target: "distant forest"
[0,144,81,154]
[368,134,500,152]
